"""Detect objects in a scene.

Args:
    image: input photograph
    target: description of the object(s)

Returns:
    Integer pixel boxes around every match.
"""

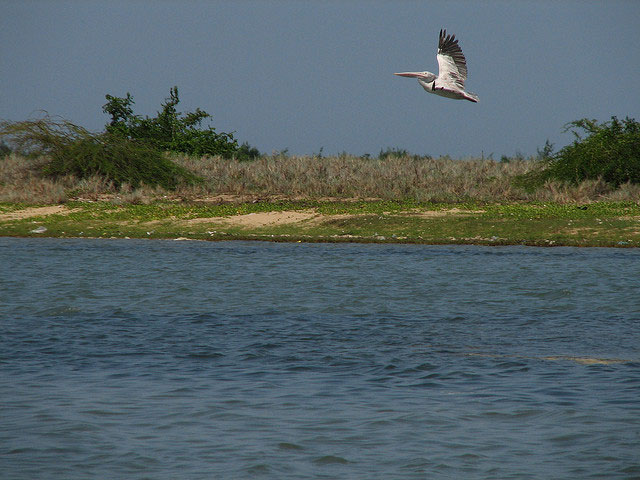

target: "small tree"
[102,92,135,137]
[103,86,259,159]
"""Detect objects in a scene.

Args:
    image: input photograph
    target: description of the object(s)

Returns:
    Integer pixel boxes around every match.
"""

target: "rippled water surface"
[1,238,639,479]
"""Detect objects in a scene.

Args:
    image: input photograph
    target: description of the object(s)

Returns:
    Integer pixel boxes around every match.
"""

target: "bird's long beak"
[394,72,427,79]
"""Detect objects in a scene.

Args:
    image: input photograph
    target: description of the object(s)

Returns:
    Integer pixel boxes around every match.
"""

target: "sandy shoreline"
[0,204,480,230]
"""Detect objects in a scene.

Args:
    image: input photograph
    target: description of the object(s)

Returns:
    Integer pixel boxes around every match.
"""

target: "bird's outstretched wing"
[436,29,468,89]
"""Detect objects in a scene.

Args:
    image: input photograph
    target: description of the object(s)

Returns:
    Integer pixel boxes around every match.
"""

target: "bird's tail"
[464,91,479,103]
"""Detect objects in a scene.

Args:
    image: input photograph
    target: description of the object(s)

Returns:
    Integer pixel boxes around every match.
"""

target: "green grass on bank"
[2,200,639,247]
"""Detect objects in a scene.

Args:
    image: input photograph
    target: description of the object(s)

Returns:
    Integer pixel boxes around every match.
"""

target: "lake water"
[1,237,639,479]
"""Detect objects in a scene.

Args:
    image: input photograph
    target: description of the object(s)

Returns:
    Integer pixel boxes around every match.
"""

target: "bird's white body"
[395,29,479,103]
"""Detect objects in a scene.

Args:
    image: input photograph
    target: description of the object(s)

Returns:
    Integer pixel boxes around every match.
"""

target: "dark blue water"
[1,238,639,479]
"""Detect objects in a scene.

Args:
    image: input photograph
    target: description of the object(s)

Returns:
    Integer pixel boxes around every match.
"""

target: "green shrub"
[0,116,199,189]
[103,86,260,159]
[236,141,262,161]
[0,141,11,157]
[539,117,640,186]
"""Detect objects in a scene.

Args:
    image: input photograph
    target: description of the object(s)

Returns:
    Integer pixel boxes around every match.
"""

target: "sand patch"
[409,208,484,218]
[185,207,482,229]
[188,210,318,228]
[0,205,79,221]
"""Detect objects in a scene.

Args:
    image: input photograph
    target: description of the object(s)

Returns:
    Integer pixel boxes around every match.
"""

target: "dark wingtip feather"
[438,29,462,56]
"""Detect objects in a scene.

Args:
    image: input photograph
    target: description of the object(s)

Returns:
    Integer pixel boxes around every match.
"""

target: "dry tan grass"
[174,154,530,201]
[171,154,639,203]
[0,153,148,203]
[1,152,638,204]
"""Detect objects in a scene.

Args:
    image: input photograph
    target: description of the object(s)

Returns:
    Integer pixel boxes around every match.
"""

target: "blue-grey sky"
[2,1,639,158]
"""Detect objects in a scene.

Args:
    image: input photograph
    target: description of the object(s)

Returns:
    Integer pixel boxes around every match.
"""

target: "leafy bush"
[535,117,640,187]
[236,141,262,161]
[0,116,199,189]
[103,86,260,160]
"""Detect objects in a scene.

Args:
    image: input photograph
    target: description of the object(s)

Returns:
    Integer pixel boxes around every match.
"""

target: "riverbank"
[1,199,639,247]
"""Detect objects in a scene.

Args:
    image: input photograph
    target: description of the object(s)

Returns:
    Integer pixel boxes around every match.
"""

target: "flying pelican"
[395,29,479,103]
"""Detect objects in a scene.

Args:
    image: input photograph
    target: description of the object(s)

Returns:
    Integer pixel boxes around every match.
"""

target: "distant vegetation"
[1,96,639,204]
[3,149,640,204]
[378,147,430,161]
